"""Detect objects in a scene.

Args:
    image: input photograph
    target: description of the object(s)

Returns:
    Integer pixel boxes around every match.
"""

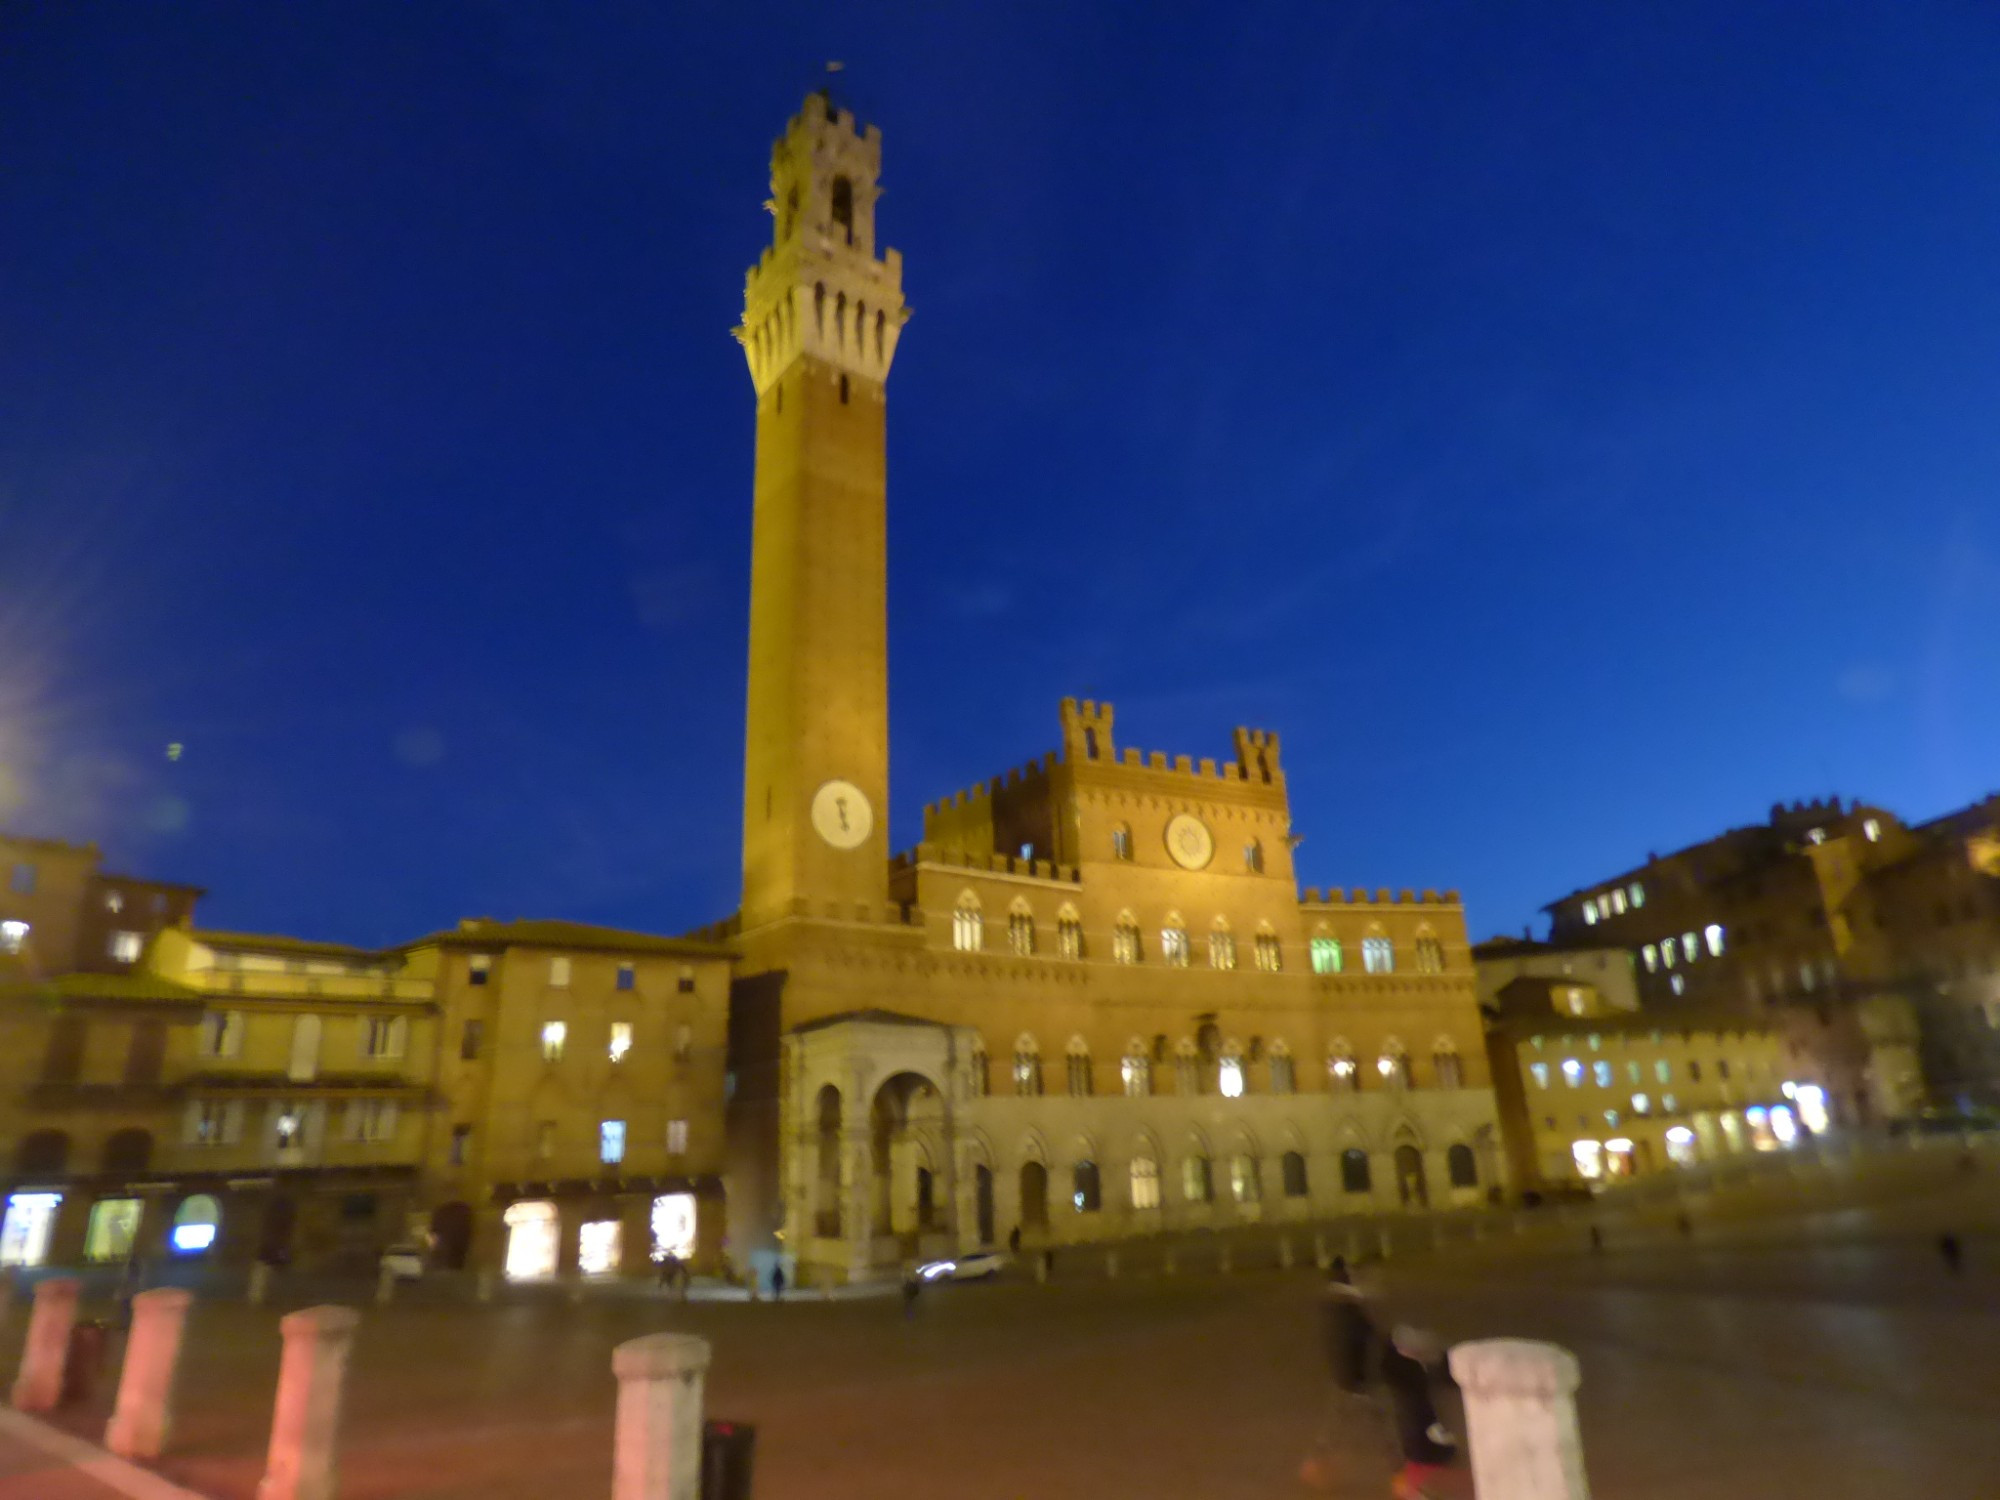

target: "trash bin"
[61,1319,110,1407]
[700,1419,756,1500]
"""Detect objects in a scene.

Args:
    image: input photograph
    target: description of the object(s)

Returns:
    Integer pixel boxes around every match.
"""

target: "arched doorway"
[814,1085,842,1238]
[974,1163,995,1245]
[258,1195,297,1265]
[1393,1143,1428,1209]
[1019,1160,1048,1231]
[869,1073,944,1239]
[429,1201,473,1269]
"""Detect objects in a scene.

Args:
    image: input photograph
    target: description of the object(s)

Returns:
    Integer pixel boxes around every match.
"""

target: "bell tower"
[737,93,908,932]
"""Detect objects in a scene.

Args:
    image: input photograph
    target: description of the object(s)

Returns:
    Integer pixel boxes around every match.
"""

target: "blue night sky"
[4,5,1999,947]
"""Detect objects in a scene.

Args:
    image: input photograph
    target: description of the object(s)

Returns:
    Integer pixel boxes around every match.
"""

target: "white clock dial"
[810,779,874,850]
[1164,812,1214,870]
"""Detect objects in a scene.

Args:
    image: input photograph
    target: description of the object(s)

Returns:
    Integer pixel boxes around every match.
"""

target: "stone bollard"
[611,1332,711,1500]
[1218,1244,1233,1275]
[1034,1254,1048,1285]
[106,1288,193,1460]
[375,1264,396,1307]
[1448,1338,1590,1500]
[1278,1235,1294,1269]
[248,1262,273,1306]
[11,1277,81,1413]
[1377,1226,1394,1260]
[476,1269,498,1303]
[1104,1249,1119,1279]
[1161,1248,1176,1276]
[1430,1222,1444,1251]
[258,1305,360,1500]
[1313,1231,1330,1269]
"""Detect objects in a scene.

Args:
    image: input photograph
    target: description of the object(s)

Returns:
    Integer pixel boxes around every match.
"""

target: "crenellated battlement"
[921,753,1059,826]
[891,843,1082,885]
[1299,886,1461,908]
[739,92,909,396]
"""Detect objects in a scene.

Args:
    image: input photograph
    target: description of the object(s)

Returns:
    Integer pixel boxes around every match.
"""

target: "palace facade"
[717,95,1501,1285]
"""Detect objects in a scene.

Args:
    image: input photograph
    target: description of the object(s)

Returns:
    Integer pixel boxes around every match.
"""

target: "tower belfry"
[736,94,909,932]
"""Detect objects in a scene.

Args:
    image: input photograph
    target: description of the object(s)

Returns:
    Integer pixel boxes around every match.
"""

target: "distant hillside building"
[1538,792,2000,1123]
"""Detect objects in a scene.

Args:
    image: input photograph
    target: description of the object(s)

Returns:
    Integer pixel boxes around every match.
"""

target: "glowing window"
[1208,928,1236,970]
[1161,924,1190,967]
[1591,1060,1613,1088]
[1583,902,1599,926]
[1008,906,1035,956]
[171,1194,220,1255]
[1414,936,1445,973]
[649,1193,696,1261]
[952,897,983,952]
[1310,937,1343,974]
[1704,924,1725,957]
[1530,1061,1550,1089]
[599,1120,627,1164]
[1561,1059,1583,1087]
[1129,1157,1160,1210]
[1254,933,1282,971]
[1642,944,1658,972]
[666,1119,689,1154]
[1329,1046,1359,1091]
[0,921,27,955]
[1218,1056,1245,1098]
[1629,882,1645,907]
[1057,913,1084,960]
[1611,889,1627,915]
[1362,937,1394,974]
[1863,818,1881,842]
[108,930,144,963]
[1111,824,1133,861]
[608,1022,633,1062]
[540,1021,567,1061]
[1121,1049,1151,1097]
[578,1219,621,1275]
[1571,1140,1603,1180]
[1113,918,1141,965]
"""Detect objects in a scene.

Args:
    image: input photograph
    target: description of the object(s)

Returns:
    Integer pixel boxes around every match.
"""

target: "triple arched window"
[1208,919,1236,971]
[1121,1039,1152,1097]
[1362,933,1395,974]
[1254,929,1282,972]
[1174,1037,1201,1096]
[1056,906,1084,960]
[1433,1037,1465,1089]
[1012,1035,1043,1097]
[1161,917,1190,968]
[1377,1037,1413,1090]
[1414,934,1445,973]
[1328,1040,1360,1093]
[1113,914,1142,965]
[1268,1040,1296,1094]
[1065,1036,1093,1097]
[1008,900,1036,957]
[952,894,983,952]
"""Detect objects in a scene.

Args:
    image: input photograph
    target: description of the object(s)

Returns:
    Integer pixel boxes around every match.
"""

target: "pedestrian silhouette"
[901,1270,922,1320]
[1327,1254,1351,1286]
[1676,1212,1692,1237]
[1939,1233,1965,1275]
[1589,1226,1604,1254]
[770,1264,786,1301]
[1007,1225,1021,1255]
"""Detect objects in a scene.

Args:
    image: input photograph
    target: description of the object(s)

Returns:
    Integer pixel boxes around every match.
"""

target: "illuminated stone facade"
[720,96,1501,1284]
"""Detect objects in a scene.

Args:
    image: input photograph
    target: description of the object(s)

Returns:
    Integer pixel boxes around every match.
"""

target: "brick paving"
[2,1147,1997,1499]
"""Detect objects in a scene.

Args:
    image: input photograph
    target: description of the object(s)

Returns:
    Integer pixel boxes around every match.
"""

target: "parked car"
[915,1250,1003,1282]
[379,1244,426,1280]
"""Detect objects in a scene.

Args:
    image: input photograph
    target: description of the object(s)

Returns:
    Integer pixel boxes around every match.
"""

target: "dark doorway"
[430,1200,473,1268]
[1019,1160,1049,1230]
[258,1195,297,1265]
[974,1164,995,1245]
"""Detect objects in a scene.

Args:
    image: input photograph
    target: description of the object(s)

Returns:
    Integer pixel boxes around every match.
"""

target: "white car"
[916,1250,1003,1282]
[379,1244,426,1280]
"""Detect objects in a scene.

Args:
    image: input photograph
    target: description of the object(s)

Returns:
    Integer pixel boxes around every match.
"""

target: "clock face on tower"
[1164,812,1215,871]
[810,779,874,851]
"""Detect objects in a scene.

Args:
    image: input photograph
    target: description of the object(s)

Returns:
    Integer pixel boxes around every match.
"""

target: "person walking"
[770,1264,786,1301]
[1007,1224,1022,1255]
[1299,1271,1394,1491]
[1588,1225,1604,1254]
[901,1267,922,1321]
[1381,1325,1460,1498]
[1939,1232,1965,1275]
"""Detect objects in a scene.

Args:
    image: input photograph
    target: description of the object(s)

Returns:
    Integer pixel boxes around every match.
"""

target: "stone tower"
[736,93,908,932]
